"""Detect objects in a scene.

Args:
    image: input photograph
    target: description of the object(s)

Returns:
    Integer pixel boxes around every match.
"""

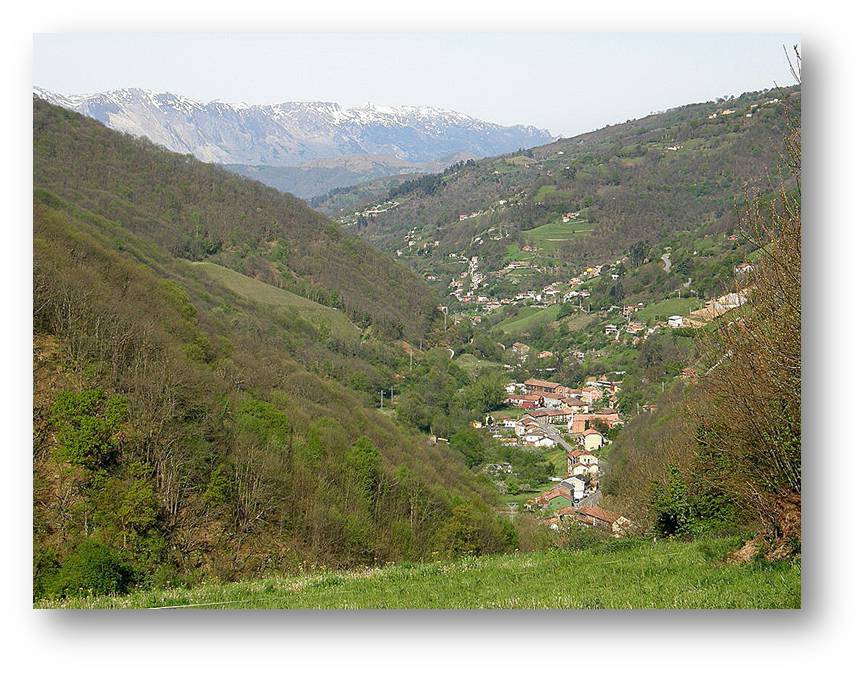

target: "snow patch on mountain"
[33,86,552,166]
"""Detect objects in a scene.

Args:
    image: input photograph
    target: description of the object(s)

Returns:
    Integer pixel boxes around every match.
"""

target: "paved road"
[538,421,574,452]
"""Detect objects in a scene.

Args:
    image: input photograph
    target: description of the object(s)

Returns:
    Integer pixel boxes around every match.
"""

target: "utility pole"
[390,384,394,403]
[380,390,384,409]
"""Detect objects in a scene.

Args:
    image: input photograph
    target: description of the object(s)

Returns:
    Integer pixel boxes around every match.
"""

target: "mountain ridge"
[33,86,553,167]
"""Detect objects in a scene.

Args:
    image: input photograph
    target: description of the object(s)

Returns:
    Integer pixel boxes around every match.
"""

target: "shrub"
[48,539,133,598]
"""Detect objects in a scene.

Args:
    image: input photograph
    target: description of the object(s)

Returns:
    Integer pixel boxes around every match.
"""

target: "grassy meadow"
[497,305,561,336]
[38,536,800,610]
[192,261,359,339]
[523,219,596,254]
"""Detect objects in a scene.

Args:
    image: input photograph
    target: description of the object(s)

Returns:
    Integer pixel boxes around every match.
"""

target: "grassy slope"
[192,261,358,340]
[33,98,437,341]
[453,353,505,377]
[39,536,800,609]
[523,219,596,254]
[497,305,561,336]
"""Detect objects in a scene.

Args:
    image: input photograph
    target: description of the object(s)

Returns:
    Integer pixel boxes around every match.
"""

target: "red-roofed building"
[576,506,632,536]
[524,378,561,394]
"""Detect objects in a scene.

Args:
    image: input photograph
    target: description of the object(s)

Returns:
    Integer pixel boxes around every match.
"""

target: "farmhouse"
[561,475,588,501]
[571,410,622,433]
[575,506,632,536]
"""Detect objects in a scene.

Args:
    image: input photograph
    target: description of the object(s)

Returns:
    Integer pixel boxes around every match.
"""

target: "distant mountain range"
[33,87,552,197]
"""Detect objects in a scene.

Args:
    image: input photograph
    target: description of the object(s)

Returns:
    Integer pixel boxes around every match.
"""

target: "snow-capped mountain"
[33,87,553,166]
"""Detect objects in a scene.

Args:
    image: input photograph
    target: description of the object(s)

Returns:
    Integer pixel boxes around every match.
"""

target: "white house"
[561,476,587,502]
[668,315,684,328]
[579,428,604,452]
[567,450,599,476]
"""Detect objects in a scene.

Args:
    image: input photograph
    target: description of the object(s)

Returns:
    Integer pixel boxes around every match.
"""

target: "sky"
[33,33,800,137]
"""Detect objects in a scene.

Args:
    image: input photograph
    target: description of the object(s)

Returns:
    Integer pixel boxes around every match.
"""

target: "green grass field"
[634,297,703,323]
[453,353,505,377]
[490,408,526,420]
[192,261,359,339]
[543,447,567,475]
[532,184,563,201]
[524,220,596,253]
[497,305,561,336]
[38,536,800,609]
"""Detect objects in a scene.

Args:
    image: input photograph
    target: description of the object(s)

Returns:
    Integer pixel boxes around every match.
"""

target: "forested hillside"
[32,100,515,600]
[321,86,799,279]
[33,99,438,341]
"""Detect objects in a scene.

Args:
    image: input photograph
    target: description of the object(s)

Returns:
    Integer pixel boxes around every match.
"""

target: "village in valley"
[418,241,755,538]
[336,90,781,544]
[488,374,633,535]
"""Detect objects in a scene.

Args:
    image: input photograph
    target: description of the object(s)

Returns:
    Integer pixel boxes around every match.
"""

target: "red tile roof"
[576,506,621,524]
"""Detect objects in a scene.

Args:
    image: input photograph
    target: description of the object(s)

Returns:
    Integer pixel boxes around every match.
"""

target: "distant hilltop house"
[735,262,754,275]
[668,315,684,328]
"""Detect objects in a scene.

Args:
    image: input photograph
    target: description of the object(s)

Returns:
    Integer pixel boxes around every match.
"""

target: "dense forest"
[32,100,516,599]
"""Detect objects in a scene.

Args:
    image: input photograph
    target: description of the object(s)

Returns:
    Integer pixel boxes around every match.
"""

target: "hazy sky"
[34,33,799,137]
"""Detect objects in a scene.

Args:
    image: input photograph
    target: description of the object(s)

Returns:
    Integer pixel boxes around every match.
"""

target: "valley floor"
[38,536,800,610]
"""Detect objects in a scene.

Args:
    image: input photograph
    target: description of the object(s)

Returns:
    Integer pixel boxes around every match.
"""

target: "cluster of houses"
[708,96,782,120]
[501,378,623,452]
[508,382,632,536]
[528,450,632,536]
